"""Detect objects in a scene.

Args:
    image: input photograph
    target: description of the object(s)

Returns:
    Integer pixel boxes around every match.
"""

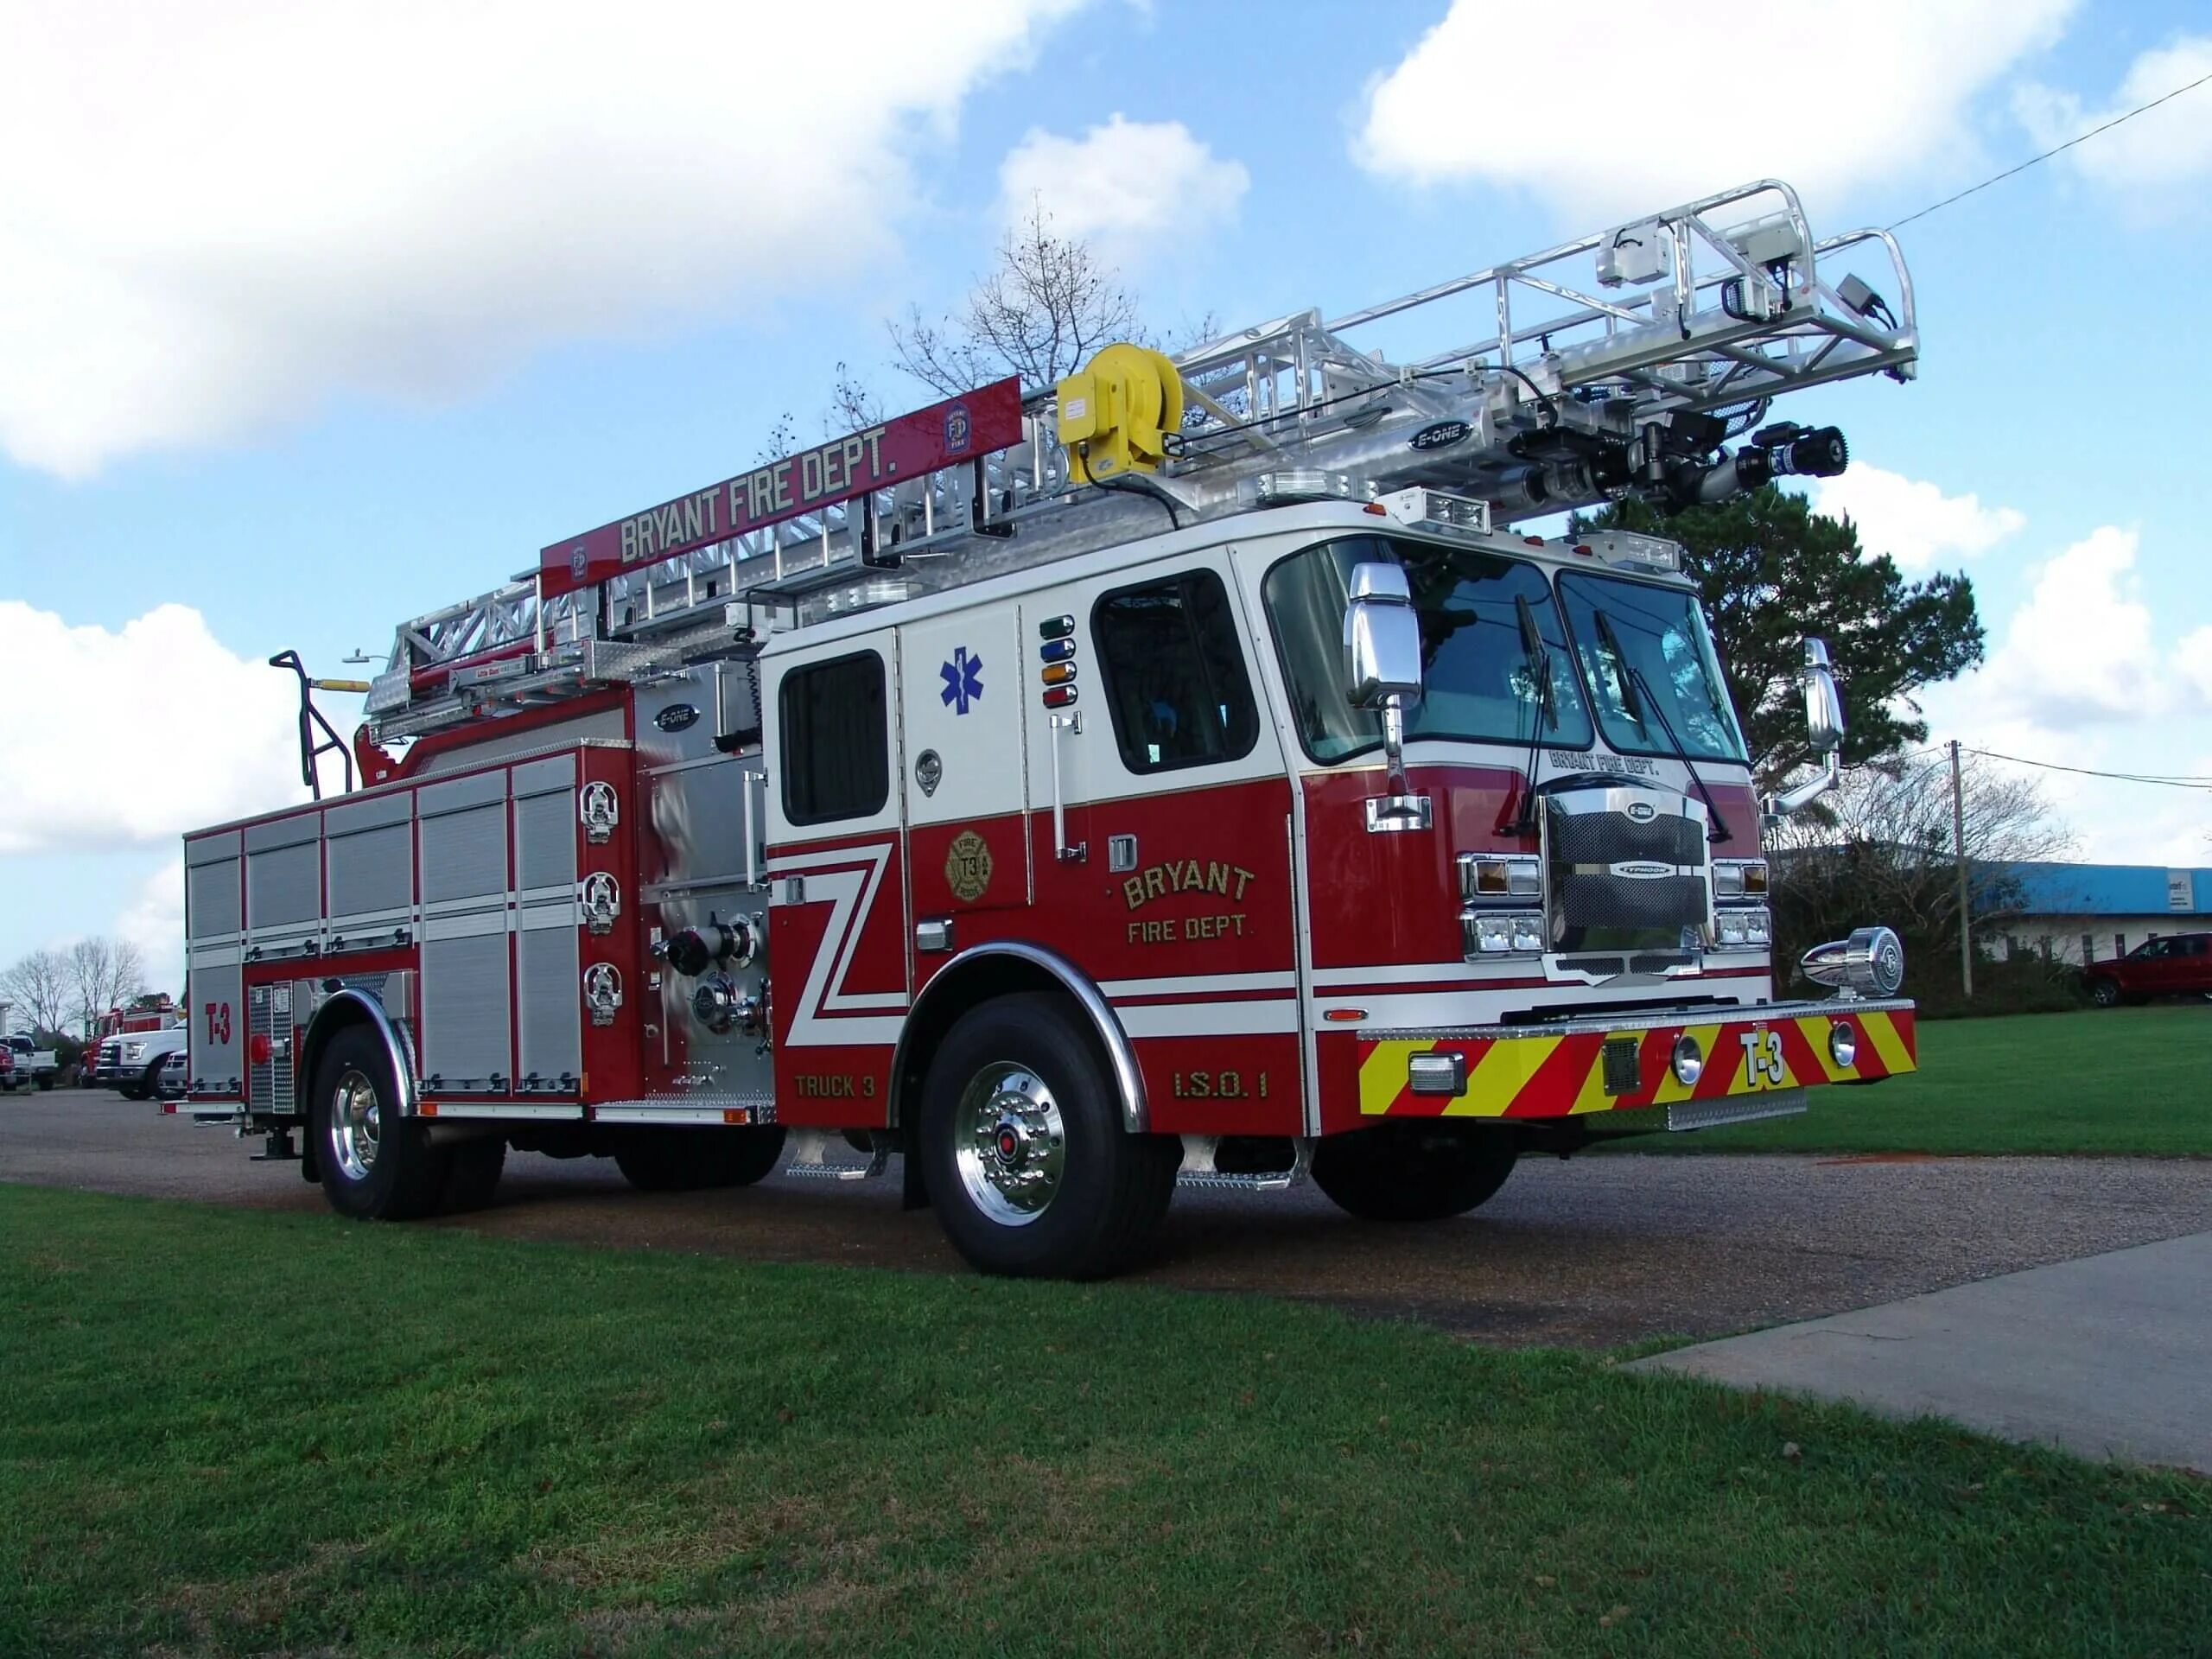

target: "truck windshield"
[1262,536,1592,763]
[1555,570,1747,763]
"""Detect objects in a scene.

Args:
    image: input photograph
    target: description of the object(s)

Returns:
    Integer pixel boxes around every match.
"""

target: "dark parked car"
[2088,932,2212,1007]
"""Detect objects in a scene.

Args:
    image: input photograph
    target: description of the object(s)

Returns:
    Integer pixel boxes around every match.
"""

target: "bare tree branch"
[68,938,148,1037]
[0,949,71,1034]
[888,196,1144,397]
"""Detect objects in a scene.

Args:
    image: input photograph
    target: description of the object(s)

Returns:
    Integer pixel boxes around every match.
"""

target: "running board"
[1175,1135,1312,1192]
[785,1128,892,1180]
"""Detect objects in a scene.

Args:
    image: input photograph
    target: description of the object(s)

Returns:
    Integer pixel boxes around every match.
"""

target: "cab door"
[1021,552,1303,1136]
[899,600,1033,938]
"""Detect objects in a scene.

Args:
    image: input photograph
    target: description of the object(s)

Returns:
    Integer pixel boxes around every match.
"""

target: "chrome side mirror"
[1342,561,1431,831]
[1803,638,1845,757]
[1765,638,1847,822]
[1343,562,1424,709]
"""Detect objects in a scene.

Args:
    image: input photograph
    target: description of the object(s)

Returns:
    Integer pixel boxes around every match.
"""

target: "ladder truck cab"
[181,180,1921,1277]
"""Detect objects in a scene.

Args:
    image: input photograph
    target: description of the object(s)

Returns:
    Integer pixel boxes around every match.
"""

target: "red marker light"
[247,1033,273,1065]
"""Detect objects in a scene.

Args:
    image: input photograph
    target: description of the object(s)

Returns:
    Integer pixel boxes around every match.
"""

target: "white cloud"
[0,0,1079,477]
[117,865,187,1001]
[1810,466,2024,572]
[2015,34,2212,204]
[0,602,313,855]
[2177,626,2212,704]
[997,115,1249,254]
[1355,0,2074,215]
[1973,526,2167,728]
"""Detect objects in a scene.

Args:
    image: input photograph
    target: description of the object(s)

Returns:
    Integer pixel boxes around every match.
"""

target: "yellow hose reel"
[1056,342,1184,483]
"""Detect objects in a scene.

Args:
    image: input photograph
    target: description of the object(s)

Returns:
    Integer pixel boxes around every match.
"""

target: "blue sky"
[3,0,2210,998]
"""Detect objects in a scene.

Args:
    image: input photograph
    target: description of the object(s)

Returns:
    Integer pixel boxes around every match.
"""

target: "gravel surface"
[8,1090,2210,1349]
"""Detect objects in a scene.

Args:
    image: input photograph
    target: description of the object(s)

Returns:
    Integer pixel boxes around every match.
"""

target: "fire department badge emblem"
[944,830,993,903]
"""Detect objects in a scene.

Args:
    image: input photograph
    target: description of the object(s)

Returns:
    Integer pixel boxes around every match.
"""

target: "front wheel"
[919,993,1179,1279]
[2089,977,2123,1007]
[1312,1123,1519,1222]
[311,1025,449,1220]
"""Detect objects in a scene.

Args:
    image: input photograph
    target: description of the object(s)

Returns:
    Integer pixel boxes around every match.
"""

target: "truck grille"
[1544,788,1710,945]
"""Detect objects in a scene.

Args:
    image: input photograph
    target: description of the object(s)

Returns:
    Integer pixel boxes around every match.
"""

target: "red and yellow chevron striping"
[1356,1006,1916,1119]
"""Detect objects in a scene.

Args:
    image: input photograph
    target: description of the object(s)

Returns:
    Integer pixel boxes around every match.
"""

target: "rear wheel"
[614,1127,785,1192]
[1312,1123,1519,1222]
[919,992,1178,1279]
[311,1025,449,1220]
[2089,976,2123,1007]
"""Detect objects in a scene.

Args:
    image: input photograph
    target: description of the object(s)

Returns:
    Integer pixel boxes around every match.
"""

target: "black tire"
[140,1058,164,1100]
[309,1024,449,1220]
[1311,1122,1519,1223]
[614,1127,785,1192]
[919,992,1179,1279]
[118,1082,148,1101]
[35,1074,53,1092]
[2089,977,2122,1008]
[440,1136,507,1213]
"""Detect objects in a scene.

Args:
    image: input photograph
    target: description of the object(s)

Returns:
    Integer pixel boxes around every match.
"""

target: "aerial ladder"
[351,177,1914,751]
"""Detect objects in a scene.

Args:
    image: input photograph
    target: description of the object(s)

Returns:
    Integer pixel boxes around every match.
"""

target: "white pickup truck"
[96,1026,188,1100]
[1,1034,59,1092]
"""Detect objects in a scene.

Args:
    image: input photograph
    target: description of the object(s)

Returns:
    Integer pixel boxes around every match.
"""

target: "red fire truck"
[181,180,1919,1276]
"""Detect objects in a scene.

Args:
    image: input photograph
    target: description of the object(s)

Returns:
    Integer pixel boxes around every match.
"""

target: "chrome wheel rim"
[329,1068,381,1182]
[953,1061,1065,1226]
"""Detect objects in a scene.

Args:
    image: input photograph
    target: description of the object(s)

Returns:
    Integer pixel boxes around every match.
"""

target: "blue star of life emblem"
[940,646,984,715]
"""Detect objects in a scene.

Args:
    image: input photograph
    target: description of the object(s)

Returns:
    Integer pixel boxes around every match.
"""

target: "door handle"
[1048,711,1086,864]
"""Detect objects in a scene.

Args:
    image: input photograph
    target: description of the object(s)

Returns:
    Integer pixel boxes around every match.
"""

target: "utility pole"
[1950,740,1973,999]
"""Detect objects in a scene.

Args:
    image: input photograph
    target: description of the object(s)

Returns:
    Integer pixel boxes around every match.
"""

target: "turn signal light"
[1041,662,1077,686]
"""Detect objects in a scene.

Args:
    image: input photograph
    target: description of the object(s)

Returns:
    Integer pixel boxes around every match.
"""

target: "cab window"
[1091,569,1259,774]
[779,651,889,823]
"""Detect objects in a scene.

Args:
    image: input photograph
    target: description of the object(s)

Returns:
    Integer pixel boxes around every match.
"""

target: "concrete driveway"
[1636,1232,2212,1471]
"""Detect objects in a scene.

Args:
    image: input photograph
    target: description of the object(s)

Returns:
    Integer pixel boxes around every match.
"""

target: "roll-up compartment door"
[325,789,415,937]
[417,769,512,1090]
[185,831,245,1093]
[245,811,322,952]
[512,754,581,1090]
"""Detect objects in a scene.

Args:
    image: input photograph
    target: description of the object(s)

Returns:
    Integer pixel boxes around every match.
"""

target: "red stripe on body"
[1503,1030,1607,1116]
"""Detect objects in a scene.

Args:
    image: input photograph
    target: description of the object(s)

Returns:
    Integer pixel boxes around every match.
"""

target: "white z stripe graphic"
[766,842,906,1047]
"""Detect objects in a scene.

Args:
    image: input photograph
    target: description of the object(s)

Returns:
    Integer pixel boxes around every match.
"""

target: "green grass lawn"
[1621,1004,2211,1156]
[3,1189,2207,1656]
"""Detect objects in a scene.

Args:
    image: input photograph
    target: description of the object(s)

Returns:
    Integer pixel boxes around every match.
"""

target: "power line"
[1889,67,2212,231]
[1964,747,2212,789]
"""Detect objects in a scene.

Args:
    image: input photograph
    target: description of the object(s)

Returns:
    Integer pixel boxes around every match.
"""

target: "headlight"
[1459,852,1541,900]
[124,1042,145,1061]
[1713,860,1769,900]
[1828,1020,1858,1068]
[1462,909,1546,957]
[1710,907,1771,948]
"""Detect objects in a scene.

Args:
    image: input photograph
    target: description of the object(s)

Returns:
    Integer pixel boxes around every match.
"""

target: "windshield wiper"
[1510,593,1551,836]
[1591,607,1732,843]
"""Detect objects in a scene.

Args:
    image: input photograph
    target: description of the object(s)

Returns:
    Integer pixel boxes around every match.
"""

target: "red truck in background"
[2088,933,2212,1007]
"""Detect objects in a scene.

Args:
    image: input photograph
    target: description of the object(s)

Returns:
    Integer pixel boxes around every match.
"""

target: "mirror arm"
[1764,749,1840,822]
